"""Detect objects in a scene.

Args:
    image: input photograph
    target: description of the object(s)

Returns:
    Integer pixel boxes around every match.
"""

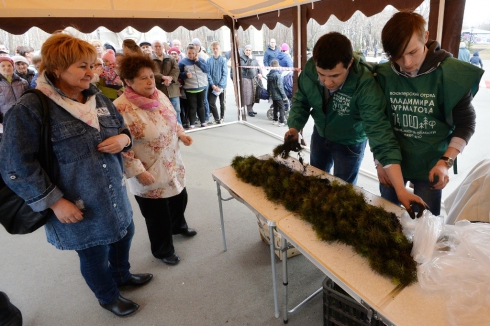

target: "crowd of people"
[0,10,486,323]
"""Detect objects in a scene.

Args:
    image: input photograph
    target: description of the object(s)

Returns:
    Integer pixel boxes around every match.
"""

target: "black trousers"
[185,91,205,125]
[208,88,226,120]
[134,188,189,259]
[272,99,285,123]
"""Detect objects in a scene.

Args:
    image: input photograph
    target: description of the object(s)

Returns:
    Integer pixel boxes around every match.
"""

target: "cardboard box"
[257,220,301,260]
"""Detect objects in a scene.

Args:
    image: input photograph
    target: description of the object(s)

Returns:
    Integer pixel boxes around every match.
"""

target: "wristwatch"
[439,156,454,168]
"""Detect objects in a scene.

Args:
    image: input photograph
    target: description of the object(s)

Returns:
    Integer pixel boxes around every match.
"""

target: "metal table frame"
[277,228,397,325]
[213,175,284,318]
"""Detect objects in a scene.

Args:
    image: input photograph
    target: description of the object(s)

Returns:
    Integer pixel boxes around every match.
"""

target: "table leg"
[282,236,289,323]
[269,223,280,318]
[216,182,228,251]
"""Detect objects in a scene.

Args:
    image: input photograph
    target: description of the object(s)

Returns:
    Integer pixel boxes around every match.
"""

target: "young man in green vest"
[375,11,483,216]
[285,32,401,186]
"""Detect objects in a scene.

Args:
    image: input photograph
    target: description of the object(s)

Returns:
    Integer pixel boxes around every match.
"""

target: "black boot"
[0,292,22,326]
[100,296,139,317]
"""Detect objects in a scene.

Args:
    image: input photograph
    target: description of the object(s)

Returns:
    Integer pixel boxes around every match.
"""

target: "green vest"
[376,57,483,180]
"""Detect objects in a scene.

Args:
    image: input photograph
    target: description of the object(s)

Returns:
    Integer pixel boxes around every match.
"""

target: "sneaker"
[215,120,221,125]
[219,118,224,124]
[201,123,207,127]
[207,120,215,126]
[189,125,195,129]
[278,123,285,127]
[272,120,278,125]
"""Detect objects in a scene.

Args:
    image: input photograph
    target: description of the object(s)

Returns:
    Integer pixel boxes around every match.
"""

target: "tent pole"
[436,0,446,44]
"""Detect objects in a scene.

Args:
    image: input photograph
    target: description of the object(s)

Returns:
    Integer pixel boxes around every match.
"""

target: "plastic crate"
[323,276,387,326]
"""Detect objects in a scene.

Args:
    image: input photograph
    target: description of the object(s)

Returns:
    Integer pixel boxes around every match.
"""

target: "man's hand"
[428,161,450,190]
[376,164,393,187]
[395,189,430,219]
[136,171,156,186]
[51,198,84,224]
[162,76,172,87]
[97,134,129,154]
[284,128,299,142]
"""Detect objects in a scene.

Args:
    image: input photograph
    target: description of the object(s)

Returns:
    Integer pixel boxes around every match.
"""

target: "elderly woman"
[240,44,262,117]
[90,40,104,59]
[12,55,36,87]
[0,33,152,317]
[179,44,209,128]
[114,55,197,266]
[0,56,28,120]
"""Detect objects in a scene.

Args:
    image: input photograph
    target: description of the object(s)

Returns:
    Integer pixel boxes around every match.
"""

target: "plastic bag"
[410,213,490,325]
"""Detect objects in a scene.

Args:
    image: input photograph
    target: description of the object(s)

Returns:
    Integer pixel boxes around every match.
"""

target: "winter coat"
[276,51,293,68]
[469,51,483,68]
[267,69,287,100]
[263,45,280,67]
[178,57,209,91]
[458,46,471,62]
[16,68,36,88]
[239,53,260,79]
[152,53,181,98]
[0,73,29,117]
[288,54,401,166]
[207,55,228,90]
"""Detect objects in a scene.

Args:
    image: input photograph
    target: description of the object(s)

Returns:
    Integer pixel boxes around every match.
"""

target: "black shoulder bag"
[0,89,55,234]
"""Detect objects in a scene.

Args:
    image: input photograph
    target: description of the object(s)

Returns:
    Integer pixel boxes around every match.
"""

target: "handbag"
[0,89,55,234]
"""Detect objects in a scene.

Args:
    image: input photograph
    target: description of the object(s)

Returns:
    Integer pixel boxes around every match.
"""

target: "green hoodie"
[288,54,401,166]
[375,41,483,180]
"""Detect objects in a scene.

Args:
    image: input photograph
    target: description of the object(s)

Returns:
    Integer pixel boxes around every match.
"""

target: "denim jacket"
[0,83,133,250]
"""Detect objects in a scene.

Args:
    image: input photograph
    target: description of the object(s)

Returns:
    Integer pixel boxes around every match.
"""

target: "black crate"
[323,277,387,326]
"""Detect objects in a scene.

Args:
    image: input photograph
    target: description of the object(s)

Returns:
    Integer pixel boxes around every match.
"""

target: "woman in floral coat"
[114,55,197,266]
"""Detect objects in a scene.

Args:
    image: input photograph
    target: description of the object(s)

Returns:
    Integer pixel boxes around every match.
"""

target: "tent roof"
[1,0,425,34]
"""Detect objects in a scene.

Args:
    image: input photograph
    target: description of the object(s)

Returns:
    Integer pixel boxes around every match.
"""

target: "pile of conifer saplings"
[231,140,417,285]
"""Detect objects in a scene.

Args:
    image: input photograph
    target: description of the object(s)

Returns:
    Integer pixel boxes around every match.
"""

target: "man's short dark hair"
[313,32,353,70]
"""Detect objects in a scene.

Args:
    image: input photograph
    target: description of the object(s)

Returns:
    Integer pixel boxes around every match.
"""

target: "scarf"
[36,72,99,131]
[124,86,178,131]
[124,86,160,111]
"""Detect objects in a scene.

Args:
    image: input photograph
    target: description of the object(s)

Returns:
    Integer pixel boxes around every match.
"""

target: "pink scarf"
[124,86,178,132]
[124,86,159,111]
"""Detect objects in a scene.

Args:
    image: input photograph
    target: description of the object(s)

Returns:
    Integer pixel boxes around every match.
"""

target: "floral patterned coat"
[114,90,186,199]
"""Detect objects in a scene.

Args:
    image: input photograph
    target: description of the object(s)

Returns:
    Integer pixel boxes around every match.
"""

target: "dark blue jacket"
[277,51,293,68]
[469,51,483,68]
[263,46,280,67]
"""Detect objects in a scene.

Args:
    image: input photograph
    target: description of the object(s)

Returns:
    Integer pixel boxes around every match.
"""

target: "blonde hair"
[40,33,96,75]
[90,40,103,48]
[211,41,220,47]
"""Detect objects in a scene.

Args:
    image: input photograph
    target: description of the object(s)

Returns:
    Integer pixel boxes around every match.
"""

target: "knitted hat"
[0,56,14,65]
[281,43,290,51]
[191,38,202,47]
[102,49,116,64]
[244,44,252,50]
[459,42,466,48]
[168,47,181,55]
[11,55,29,65]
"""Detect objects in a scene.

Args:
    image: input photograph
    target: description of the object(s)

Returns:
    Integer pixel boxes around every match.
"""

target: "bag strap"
[22,89,55,180]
